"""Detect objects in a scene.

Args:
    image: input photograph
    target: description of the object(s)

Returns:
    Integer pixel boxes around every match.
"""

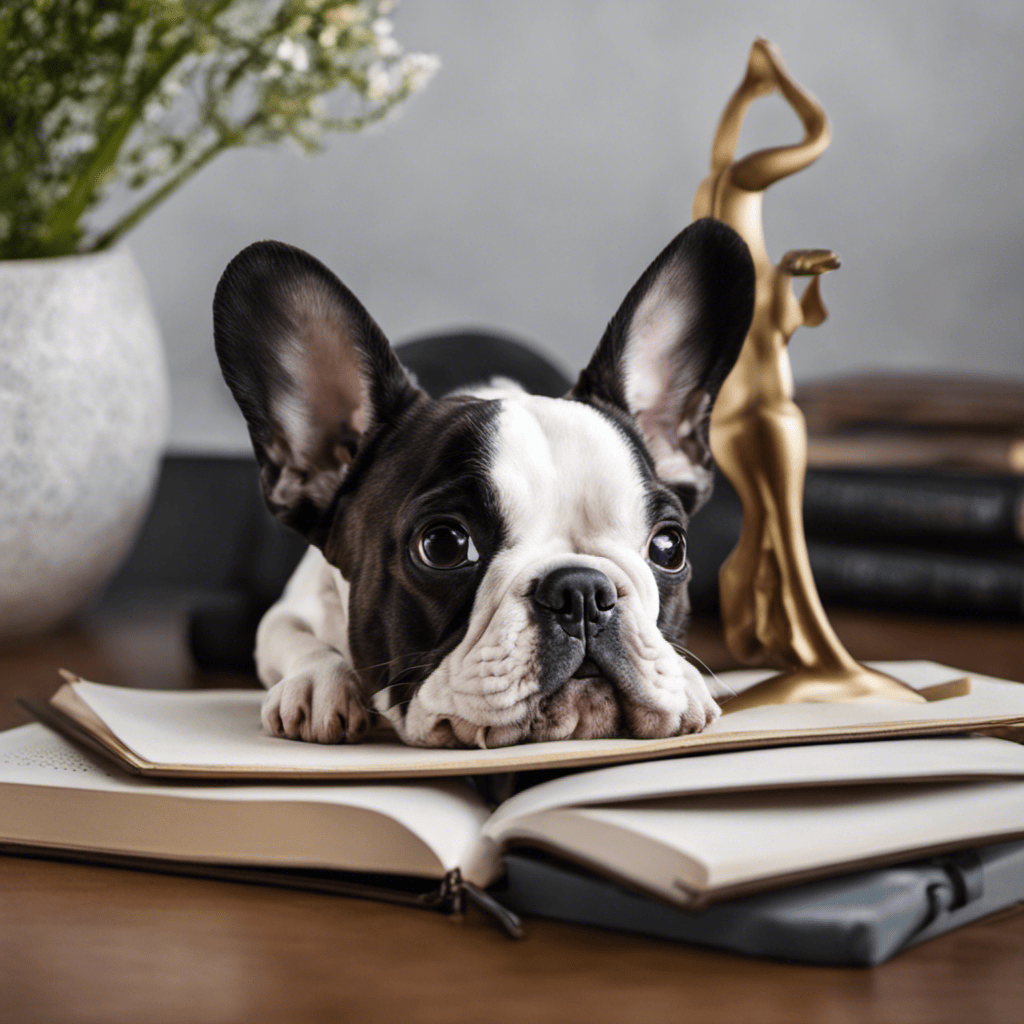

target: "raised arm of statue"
[728,39,831,194]
[776,249,840,336]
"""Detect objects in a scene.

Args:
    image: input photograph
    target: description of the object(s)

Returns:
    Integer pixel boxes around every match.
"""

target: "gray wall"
[120,1,1024,454]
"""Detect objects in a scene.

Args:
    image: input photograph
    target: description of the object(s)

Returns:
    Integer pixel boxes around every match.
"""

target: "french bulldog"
[213,217,754,747]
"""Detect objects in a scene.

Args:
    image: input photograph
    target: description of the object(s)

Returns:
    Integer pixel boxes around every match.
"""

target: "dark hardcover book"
[807,542,1024,619]
[686,474,1024,619]
[496,841,1024,966]
[794,372,1024,434]
[803,469,1024,547]
[804,428,1024,475]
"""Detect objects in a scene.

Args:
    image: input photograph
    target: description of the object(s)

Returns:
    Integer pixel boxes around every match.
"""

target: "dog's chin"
[399,666,701,749]
[516,675,624,744]
[407,675,622,749]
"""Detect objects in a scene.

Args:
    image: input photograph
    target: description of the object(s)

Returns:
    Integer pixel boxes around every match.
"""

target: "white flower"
[144,148,172,173]
[371,17,393,36]
[398,52,440,93]
[366,61,392,101]
[327,4,365,26]
[376,35,401,57]
[52,132,97,159]
[275,38,310,73]
[95,12,120,38]
[296,118,323,141]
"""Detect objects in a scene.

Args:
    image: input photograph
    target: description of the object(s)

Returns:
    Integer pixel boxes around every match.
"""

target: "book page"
[484,735,1024,830]
[61,660,1024,778]
[0,725,490,877]
[485,780,1024,903]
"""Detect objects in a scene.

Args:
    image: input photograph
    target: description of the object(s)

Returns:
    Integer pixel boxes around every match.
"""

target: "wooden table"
[2,602,1023,1024]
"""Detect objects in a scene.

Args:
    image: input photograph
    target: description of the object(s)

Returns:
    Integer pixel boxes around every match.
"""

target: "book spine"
[803,471,1024,546]
[807,543,1024,618]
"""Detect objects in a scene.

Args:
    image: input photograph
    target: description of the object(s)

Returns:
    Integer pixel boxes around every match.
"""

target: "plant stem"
[36,59,190,254]
[90,139,227,251]
[36,0,235,256]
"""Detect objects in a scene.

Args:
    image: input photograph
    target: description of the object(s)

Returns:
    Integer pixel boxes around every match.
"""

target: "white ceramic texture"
[0,248,167,639]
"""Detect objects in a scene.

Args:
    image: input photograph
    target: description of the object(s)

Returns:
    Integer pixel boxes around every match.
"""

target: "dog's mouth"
[571,657,603,680]
[384,615,713,748]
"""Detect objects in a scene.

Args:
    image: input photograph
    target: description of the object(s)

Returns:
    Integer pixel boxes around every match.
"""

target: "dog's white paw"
[261,659,370,743]
[680,673,721,733]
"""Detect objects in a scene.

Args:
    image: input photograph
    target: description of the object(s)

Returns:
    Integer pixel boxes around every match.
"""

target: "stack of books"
[4,662,1024,965]
[690,373,1024,619]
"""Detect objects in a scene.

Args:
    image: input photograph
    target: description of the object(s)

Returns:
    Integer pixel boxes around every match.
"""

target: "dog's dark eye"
[647,525,686,572]
[416,520,479,570]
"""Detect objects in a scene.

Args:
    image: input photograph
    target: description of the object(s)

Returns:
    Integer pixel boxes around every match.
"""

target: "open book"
[5,721,1024,928]
[23,661,1024,779]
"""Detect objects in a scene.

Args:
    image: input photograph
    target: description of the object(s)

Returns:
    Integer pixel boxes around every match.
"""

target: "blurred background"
[3,0,1022,666]
[120,0,1023,453]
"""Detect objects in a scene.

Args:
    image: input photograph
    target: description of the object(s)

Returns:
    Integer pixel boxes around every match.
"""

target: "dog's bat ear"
[570,217,754,513]
[213,240,423,546]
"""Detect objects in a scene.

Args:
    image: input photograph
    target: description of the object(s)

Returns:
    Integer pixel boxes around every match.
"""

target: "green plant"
[0,0,438,258]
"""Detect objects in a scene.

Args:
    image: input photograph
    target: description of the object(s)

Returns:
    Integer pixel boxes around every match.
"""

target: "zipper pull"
[442,869,525,939]
[462,879,526,939]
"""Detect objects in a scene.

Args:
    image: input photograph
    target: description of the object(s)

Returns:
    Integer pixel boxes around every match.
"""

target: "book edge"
[21,695,147,774]
[490,812,1024,911]
[31,696,1024,779]
[37,666,1024,780]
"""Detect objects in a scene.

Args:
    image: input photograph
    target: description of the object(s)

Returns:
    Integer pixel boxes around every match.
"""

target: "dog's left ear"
[570,218,754,512]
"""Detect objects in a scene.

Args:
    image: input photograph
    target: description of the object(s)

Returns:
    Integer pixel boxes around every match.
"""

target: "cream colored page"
[0,725,489,872]
[67,683,650,771]
[493,781,1024,898]
[484,735,1024,832]
[69,661,1024,774]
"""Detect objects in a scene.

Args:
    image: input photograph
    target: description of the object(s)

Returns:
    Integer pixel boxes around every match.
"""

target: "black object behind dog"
[187,331,572,672]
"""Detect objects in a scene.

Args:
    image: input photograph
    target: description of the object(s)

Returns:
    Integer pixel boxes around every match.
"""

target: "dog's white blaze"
[491,394,650,562]
[390,389,715,746]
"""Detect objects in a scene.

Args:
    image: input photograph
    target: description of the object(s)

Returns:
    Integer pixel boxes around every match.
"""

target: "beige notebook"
[26,660,1024,779]
[4,724,1024,909]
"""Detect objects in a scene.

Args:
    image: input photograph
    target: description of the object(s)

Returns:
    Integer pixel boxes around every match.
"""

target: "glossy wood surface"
[2,602,1023,1024]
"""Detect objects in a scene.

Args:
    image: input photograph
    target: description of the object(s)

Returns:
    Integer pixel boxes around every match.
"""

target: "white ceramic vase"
[0,247,168,640]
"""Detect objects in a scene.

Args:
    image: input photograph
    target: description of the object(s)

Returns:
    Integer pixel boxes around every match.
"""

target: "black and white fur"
[213,218,755,747]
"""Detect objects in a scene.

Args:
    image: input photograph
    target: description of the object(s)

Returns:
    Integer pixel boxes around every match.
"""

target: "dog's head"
[214,218,754,746]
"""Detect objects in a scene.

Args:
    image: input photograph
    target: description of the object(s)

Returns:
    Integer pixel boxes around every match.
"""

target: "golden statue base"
[722,664,927,715]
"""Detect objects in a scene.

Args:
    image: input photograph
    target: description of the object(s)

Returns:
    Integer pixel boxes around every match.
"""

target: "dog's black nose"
[533,567,617,641]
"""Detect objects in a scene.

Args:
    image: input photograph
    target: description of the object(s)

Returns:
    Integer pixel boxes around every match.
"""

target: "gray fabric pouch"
[495,839,1024,965]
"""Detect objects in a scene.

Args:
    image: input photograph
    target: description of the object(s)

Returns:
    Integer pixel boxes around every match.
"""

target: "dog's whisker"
[671,643,738,702]
[385,662,438,677]
[372,657,442,714]
[352,650,440,674]
[372,686,411,713]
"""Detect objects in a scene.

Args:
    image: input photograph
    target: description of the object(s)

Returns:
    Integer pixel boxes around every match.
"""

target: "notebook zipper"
[441,868,525,939]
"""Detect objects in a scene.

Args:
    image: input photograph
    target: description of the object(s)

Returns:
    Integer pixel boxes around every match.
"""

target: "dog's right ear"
[213,240,423,546]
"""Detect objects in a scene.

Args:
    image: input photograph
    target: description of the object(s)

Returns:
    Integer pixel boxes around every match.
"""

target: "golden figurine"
[694,38,925,712]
